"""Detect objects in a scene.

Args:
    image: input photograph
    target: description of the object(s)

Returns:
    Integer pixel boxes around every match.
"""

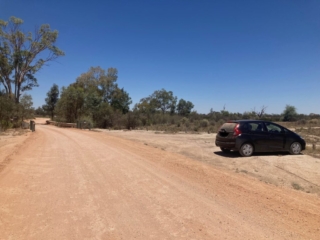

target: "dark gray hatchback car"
[215,120,306,157]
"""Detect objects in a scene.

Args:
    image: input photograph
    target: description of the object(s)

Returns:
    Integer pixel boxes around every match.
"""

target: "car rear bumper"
[215,140,236,149]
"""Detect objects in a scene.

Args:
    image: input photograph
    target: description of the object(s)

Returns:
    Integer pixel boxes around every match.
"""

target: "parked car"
[215,120,306,157]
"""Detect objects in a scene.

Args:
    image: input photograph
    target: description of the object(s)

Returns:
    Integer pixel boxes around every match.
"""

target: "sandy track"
[0,124,319,239]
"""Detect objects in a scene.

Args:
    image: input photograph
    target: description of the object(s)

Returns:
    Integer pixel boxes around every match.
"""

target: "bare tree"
[252,105,267,119]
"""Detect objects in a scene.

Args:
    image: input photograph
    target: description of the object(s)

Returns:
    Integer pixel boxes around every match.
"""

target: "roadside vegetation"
[0,93,34,131]
[1,16,320,157]
[0,16,63,131]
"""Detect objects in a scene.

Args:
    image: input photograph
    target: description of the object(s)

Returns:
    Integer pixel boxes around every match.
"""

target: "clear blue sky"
[1,0,319,114]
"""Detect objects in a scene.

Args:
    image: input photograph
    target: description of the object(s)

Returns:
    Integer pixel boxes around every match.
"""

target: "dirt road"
[0,123,319,239]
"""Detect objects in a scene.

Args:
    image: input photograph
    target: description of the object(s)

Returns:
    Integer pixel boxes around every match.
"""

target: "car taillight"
[233,123,242,136]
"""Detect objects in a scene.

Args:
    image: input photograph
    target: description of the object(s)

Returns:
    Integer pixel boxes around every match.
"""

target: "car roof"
[227,120,271,123]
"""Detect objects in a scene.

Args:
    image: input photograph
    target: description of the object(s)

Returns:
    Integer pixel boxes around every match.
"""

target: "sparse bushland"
[52,79,320,135]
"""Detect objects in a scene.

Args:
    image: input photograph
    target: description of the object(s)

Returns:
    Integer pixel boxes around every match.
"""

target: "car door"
[264,122,286,151]
[247,122,269,151]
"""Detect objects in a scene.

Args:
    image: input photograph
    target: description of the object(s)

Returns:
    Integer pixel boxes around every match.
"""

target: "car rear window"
[219,123,237,132]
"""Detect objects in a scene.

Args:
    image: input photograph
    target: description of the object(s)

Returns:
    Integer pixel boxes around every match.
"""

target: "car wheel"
[289,142,302,155]
[239,143,254,157]
[220,147,231,153]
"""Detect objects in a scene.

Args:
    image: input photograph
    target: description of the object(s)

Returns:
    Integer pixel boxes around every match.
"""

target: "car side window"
[265,123,282,133]
[241,123,252,132]
[251,123,265,132]
[241,122,265,132]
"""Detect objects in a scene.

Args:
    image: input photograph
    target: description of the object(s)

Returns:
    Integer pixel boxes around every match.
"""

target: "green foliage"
[140,89,177,115]
[180,117,189,125]
[78,115,94,128]
[134,89,195,128]
[110,88,132,114]
[18,94,34,121]
[0,16,64,103]
[91,102,114,128]
[0,95,15,130]
[282,105,298,122]
[177,99,194,116]
[55,85,85,122]
[55,67,132,128]
[52,68,319,131]
[242,111,255,119]
[0,93,34,130]
[35,106,46,116]
[125,111,139,129]
[43,84,59,119]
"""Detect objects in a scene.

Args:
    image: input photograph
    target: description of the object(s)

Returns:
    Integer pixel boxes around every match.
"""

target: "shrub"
[125,112,139,129]
[292,182,304,191]
[297,119,307,125]
[180,117,189,125]
[200,119,209,128]
[78,116,94,128]
[0,96,16,131]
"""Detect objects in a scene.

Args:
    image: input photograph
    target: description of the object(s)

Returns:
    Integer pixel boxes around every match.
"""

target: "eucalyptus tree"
[43,84,59,119]
[144,89,177,115]
[0,16,64,103]
[177,99,194,116]
[76,66,118,103]
[55,86,85,123]
[55,67,131,125]
[110,88,132,114]
[76,66,131,113]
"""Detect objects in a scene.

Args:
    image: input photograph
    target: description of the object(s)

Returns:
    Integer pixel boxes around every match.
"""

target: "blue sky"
[1,0,319,114]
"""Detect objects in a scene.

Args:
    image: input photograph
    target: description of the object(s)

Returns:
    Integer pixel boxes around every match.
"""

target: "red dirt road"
[0,124,319,239]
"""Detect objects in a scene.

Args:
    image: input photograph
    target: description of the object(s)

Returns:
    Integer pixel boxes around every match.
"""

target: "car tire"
[289,142,302,155]
[220,147,231,153]
[239,143,254,157]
